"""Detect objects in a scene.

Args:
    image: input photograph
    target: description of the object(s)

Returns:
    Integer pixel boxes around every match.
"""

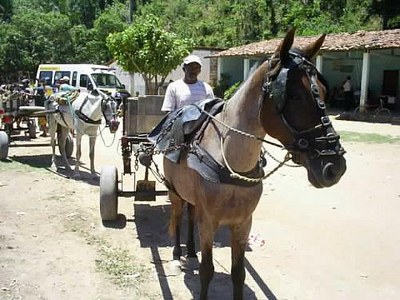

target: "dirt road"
[1,119,400,300]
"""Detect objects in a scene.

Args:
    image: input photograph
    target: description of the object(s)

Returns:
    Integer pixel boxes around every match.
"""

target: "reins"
[220,137,292,183]
[200,108,283,149]
[199,106,301,183]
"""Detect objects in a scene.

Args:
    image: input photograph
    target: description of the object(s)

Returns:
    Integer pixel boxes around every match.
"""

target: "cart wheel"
[28,119,36,138]
[58,133,74,158]
[100,165,119,221]
[0,131,9,160]
[65,134,74,158]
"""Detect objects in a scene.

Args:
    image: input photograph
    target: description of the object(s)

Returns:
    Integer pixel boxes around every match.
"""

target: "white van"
[35,64,131,104]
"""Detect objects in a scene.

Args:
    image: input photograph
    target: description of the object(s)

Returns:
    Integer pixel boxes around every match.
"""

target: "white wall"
[109,49,215,96]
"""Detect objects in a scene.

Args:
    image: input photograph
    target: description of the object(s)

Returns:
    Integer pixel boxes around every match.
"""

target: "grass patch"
[339,131,400,144]
[67,212,147,289]
[0,160,42,172]
[90,235,143,287]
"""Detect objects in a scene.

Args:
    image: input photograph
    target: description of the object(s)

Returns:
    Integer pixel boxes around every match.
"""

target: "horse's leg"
[186,203,197,258]
[89,135,96,176]
[74,132,82,177]
[168,192,184,260]
[230,217,252,300]
[198,219,215,300]
[59,126,72,171]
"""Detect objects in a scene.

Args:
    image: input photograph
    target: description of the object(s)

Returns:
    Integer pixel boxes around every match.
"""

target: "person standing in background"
[161,55,214,113]
[59,76,77,92]
[35,79,48,137]
[342,76,354,111]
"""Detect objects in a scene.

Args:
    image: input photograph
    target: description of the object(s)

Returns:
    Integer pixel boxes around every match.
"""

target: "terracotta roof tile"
[211,29,400,58]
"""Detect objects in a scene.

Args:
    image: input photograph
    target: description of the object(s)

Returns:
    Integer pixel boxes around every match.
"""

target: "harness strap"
[74,109,101,125]
[75,95,102,125]
[189,142,263,187]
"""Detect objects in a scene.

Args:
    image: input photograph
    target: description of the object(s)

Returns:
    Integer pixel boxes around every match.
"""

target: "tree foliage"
[0,0,398,82]
[107,14,193,94]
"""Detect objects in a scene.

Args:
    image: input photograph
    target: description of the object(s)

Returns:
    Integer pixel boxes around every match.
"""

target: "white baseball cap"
[60,76,70,82]
[183,55,202,66]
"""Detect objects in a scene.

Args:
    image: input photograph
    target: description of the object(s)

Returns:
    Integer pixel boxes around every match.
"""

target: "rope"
[220,137,291,183]
[200,108,283,148]
[98,126,117,148]
[200,105,299,169]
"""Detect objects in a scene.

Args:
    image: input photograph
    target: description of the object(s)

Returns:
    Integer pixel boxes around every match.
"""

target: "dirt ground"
[1,117,400,300]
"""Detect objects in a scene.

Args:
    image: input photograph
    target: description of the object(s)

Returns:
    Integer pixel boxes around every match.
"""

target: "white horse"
[47,89,119,177]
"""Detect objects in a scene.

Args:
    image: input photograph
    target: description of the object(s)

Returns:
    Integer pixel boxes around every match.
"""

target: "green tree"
[106,14,193,94]
[0,0,13,21]
[86,2,129,63]
[0,10,72,81]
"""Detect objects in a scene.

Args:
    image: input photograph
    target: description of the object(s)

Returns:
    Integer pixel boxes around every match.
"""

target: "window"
[92,73,122,88]
[72,72,78,87]
[80,74,89,87]
[39,71,53,85]
[55,71,71,83]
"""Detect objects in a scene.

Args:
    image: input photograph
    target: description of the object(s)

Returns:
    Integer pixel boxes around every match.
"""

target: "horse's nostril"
[322,162,335,182]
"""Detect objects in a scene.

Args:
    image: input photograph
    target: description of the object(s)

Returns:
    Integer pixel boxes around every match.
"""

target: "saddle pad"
[148,98,225,163]
[187,143,264,187]
[54,90,80,105]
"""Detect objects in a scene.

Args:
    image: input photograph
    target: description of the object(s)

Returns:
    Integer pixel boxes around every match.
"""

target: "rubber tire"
[375,108,391,123]
[353,107,367,121]
[28,119,36,138]
[58,133,74,159]
[0,131,9,160]
[100,165,119,221]
[65,134,74,158]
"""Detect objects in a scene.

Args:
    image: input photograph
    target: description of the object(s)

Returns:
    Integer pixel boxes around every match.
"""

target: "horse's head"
[259,28,346,188]
[96,89,120,133]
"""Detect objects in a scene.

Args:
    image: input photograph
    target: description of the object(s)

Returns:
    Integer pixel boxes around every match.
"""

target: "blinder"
[266,51,307,113]
[101,96,120,132]
[261,51,345,158]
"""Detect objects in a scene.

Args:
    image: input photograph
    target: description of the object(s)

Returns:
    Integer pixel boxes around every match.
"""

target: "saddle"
[148,98,225,163]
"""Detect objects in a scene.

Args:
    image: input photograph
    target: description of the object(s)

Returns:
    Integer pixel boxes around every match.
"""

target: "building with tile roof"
[210,29,400,112]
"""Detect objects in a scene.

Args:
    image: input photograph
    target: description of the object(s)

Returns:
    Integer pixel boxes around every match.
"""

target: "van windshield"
[92,73,122,89]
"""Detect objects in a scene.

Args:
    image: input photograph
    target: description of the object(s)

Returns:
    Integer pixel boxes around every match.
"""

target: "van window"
[80,74,89,87]
[72,71,77,87]
[92,73,121,88]
[38,71,53,85]
[55,71,71,84]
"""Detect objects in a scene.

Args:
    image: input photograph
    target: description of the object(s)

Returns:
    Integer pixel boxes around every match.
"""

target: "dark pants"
[344,91,354,110]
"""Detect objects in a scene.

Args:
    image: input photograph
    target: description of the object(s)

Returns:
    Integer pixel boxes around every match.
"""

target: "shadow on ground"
[127,202,276,300]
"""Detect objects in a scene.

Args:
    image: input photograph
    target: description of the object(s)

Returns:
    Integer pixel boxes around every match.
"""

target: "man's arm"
[161,83,176,112]
[204,82,215,99]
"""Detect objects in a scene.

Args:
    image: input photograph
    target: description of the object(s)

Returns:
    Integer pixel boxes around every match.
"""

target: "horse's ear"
[275,28,296,62]
[302,34,326,59]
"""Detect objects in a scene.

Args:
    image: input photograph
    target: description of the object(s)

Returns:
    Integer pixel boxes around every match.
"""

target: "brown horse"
[163,29,346,299]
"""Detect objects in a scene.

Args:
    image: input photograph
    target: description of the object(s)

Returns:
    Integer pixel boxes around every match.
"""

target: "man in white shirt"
[342,76,353,110]
[161,55,214,113]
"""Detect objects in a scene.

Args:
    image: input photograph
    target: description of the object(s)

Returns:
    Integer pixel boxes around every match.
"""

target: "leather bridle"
[261,51,345,159]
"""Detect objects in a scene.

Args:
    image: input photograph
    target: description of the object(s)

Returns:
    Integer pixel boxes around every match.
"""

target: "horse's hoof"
[182,256,199,271]
[168,260,182,276]
[72,172,81,179]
